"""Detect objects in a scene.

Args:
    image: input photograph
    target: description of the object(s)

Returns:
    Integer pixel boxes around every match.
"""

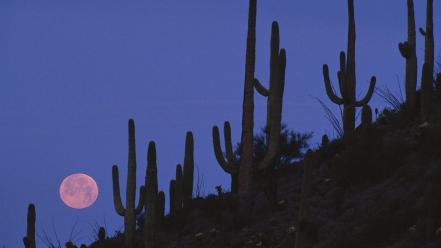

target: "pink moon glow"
[59,173,99,209]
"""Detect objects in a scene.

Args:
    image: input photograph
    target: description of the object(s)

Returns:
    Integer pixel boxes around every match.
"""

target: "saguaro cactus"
[144,141,158,248]
[174,164,183,212]
[295,150,314,248]
[212,0,286,209]
[169,180,176,217]
[183,132,194,209]
[420,0,434,120]
[398,0,417,115]
[212,121,238,193]
[361,105,373,129]
[322,0,376,137]
[23,204,36,248]
[98,227,106,243]
[112,119,145,248]
[254,21,286,171]
[157,191,165,227]
[421,63,432,121]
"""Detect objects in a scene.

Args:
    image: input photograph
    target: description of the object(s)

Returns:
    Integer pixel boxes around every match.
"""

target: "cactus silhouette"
[112,119,145,248]
[212,121,238,193]
[23,204,36,248]
[361,105,373,130]
[212,0,286,209]
[420,0,434,121]
[174,164,183,213]
[157,191,165,227]
[98,226,106,243]
[182,132,194,209]
[169,179,176,217]
[322,0,376,137]
[254,21,286,171]
[398,0,417,115]
[144,141,158,248]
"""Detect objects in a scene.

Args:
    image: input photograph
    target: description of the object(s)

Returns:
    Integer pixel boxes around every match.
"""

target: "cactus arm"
[355,76,376,107]
[135,186,145,215]
[223,122,235,164]
[212,125,238,174]
[111,165,126,216]
[419,28,427,36]
[254,78,269,96]
[398,42,411,59]
[323,65,344,105]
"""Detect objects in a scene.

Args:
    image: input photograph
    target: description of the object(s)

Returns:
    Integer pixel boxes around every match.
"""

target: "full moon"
[59,173,99,209]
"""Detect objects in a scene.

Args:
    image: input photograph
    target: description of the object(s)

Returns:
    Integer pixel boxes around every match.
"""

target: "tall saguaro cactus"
[144,141,158,248]
[254,21,286,171]
[112,119,145,248]
[322,0,376,137]
[399,0,417,115]
[23,204,36,248]
[183,132,194,209]
[212,0,286,209]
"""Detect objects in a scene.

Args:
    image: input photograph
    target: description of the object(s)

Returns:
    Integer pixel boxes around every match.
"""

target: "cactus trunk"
[399,0,417,115]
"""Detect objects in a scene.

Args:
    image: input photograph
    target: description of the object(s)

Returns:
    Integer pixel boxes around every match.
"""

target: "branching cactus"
[183,132,194,209]
[322,0,376,138]
[112,119,145,248]
[144,141,158,248]
[399,0,417,115]
[254,21,286,171]
[23,203,36,248]
[295,150,314,248]
[212,121,238,193]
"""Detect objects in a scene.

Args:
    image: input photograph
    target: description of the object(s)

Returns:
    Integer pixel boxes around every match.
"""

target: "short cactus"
[23,203,36,248]
[98,227,106,243]
[212,122,238,193]
[112,119,145,248]
[361,105,373,130]
[183,132,194,209]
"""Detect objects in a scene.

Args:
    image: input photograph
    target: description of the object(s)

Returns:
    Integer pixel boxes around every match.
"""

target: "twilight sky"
[0,0,439,247]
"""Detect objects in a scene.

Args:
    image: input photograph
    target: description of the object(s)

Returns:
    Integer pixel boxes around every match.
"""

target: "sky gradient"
[0,0,439,247]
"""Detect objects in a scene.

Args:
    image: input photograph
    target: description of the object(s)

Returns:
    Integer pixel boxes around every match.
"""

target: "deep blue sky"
[0,0,439,247]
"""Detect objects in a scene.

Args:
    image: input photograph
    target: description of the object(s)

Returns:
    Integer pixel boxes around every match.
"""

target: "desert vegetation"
[22,0,441,247]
